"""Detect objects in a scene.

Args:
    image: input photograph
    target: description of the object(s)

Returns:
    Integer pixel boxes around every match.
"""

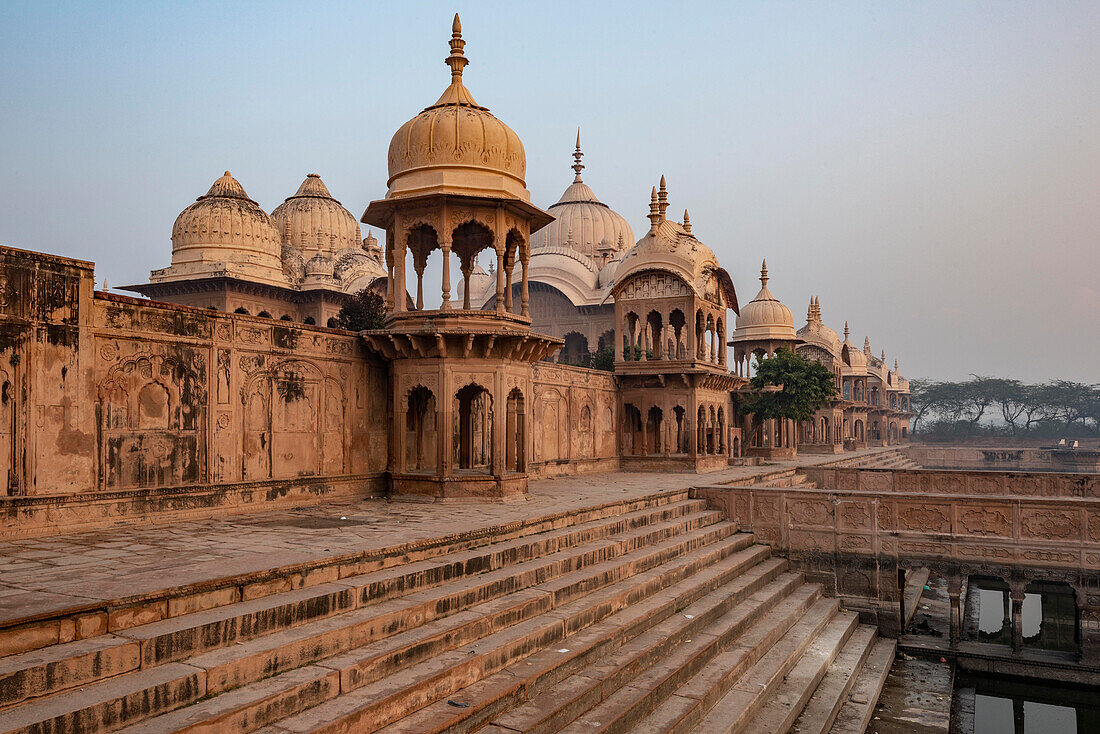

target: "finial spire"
[864,336,871,353]
[657,175,668,222]
[683,209,692,234]
[648,187,660,232]
[444,13,470,85]
[844,321,850,340]
[807,297,814,321]
[760,259,769,288]
[572,128,584,183]
[894,359,899,371]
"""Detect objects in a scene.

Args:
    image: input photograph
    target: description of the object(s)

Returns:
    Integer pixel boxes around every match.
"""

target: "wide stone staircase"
[0,490,894,734]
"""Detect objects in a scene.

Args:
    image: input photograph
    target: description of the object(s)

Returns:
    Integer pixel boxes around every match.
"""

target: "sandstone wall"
[0,246,388,537]
[529,362,618,478]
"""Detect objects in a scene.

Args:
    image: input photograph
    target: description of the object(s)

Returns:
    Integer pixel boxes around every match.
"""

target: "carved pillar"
[441,238,452,311]
[414,261,425,311]
[1075,585,1100,665]
[385,228,395,312]
[614,309,623,362]
[1009,579,1027,654]
[504,258,514,312]
[393,215,406,313]
[520,247,530,317]
[640,408,648,456]
[948,572,963,647]
[494,246,505,312]
[462,260,472,310]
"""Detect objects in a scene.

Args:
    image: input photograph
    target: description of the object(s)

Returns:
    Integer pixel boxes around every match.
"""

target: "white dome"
[531,134,634,259]
[271,174,361,256]
[730,260,795,342]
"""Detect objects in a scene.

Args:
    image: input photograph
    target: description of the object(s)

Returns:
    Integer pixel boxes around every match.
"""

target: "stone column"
[640,409,648,456]
[414,262,425,310]
[1010,579,1027,653]
[504,260,514,312]
[441,238,452,311]
[614,310,623,362]
[494,246,505,312]
[393,217,406,314]
[520,249,530,317]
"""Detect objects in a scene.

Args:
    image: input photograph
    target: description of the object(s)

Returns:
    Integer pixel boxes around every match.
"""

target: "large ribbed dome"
[170,171,283,280]
[531,133,634,259]
[732,260,796,341]
[386,15,527,201]
[271,174,361,255]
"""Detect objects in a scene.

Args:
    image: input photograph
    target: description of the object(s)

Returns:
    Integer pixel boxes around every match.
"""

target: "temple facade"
[0,14,910,521]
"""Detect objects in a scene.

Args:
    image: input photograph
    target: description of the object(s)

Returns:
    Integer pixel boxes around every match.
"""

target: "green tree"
[589,344,615,372]
[739,348,838,442]
[333,288,387,331]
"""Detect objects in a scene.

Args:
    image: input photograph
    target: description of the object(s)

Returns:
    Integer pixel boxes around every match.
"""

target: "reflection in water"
[972,580,1077,653]
[961,672,1100,733]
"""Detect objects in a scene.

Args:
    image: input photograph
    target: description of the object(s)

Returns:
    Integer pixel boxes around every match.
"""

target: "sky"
[0,1,1097,383]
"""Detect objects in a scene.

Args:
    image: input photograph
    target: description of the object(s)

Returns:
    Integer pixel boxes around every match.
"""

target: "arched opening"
[669,309,686,359]
[405,386,437,472]
[560,332,589,366]
[646,311,664,359]
[707,406,717,454]
[453,221,494,310]
[504,229,526,314]
[406,223,439,311]
[854,419,865,442]
[327,317,338,328]
[454,383,492,472]
[258,310,272,319]
[234,307,250,315]
[717,407,725,454]
[505,388,525,473]
[597,330,614,353]
[697,406,707,454]
[304,316,316,325]
[279,314,293,321]
[673,405,687,453]
[623,403,643,455]
[646,406,663,455]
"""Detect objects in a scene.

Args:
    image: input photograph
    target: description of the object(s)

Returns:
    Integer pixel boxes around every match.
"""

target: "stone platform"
[0,450,898,734]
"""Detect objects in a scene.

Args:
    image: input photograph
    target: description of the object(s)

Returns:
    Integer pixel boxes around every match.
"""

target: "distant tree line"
[911,376,1100,438]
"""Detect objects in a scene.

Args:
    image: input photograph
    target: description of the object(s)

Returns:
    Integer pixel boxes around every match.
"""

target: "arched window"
[304,316,316,325]
[327,317,338,328]
[234,307,250,315]
[257,311,272,319]
[455,383,493,471]
[279,314,293,321]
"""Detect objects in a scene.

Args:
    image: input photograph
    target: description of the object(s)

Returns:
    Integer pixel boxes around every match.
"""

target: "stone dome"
[840,323,868,374]
[271,174,361,256]
[732,260,797,341]
[386,15,527,202]
[610,182,737,309]
[531,133,634,259]
[169,171,284,283]
[797,296,841,354]
[304,251,333,278]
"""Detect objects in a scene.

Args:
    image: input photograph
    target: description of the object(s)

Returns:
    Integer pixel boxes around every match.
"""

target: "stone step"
[0,499,713,708]
[361,560,794,734]
[826,638,896,734]
[632,596,840,734]
[731,613,862,734]
[115,542,770,734]
[0,489,694,661]
[0,662,205,734]
[788,625,878,734]
[553,585,829,734]
[252,535,774,734]
[0,507,729,732]
[478,566,801,734]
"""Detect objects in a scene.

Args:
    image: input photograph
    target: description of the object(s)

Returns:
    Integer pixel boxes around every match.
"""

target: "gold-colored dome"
[271,173,361,255]
[169,171,283,282]
[385,15,528,201]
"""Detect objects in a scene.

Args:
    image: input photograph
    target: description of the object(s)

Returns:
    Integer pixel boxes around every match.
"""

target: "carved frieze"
[898,504,951,533]
[1021,509,1080,540]
[957,507,1011,537]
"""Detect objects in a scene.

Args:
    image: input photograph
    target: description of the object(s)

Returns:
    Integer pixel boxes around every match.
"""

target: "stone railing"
[801,466,1100,498]
[693,483,1100,661]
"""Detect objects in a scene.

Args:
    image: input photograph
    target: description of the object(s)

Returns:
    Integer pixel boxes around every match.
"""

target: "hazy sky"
[1,1,1097,382]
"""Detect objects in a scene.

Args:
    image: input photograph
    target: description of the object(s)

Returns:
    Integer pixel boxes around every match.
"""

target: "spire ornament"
[683,209,692,234]
[647,187,660,233]
[572,128,584,183]
[446,13,468,82]
[657,175,668,222]
[760,259,769,289]
[844,321,850,340]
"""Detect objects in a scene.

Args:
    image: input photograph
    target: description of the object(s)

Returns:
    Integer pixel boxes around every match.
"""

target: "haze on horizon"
[0,1,1096,383]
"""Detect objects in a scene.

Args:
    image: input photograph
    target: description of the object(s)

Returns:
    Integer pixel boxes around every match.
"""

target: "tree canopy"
[911,375,1099,438]
[333,288,387,331]
[739,348,839,422]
